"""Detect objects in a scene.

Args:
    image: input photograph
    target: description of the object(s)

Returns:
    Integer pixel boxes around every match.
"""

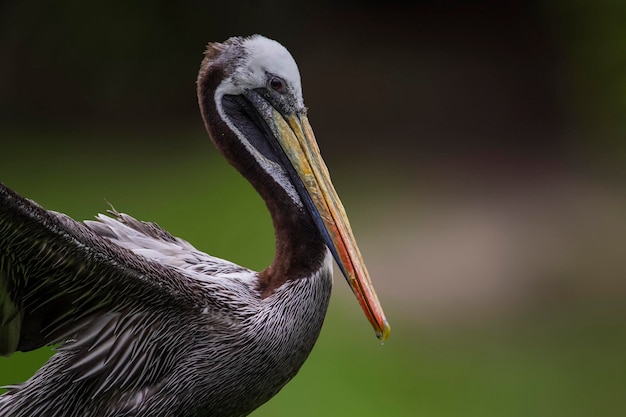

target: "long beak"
[271,110,390,341]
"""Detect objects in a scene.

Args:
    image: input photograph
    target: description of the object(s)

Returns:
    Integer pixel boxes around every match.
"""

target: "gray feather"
[0,184,332,417]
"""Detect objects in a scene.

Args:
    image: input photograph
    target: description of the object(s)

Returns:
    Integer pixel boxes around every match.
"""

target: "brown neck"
[197,55,327,297]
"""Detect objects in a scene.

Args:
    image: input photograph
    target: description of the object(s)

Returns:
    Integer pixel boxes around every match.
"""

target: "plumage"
[0,35,388,417]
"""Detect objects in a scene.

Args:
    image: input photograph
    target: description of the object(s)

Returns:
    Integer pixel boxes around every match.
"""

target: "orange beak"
[269,110,390,341]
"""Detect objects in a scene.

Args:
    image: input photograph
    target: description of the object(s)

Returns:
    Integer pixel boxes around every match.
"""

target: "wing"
[0,182,261,414]
[0,182,233,356]
[83,209,251,279]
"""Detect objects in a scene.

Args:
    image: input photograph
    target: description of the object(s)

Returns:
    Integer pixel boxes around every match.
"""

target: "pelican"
[0,35,390,417]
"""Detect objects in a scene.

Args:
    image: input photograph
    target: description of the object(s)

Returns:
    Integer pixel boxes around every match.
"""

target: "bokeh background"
[1,1,626,416]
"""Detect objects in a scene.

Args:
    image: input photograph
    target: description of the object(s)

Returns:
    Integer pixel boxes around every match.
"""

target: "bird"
[0,35,389,417]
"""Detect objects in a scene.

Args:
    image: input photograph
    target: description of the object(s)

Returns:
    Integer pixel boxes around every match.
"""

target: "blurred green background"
[1,1,626,416]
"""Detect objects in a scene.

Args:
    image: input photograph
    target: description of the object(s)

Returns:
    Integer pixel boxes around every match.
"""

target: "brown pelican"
[0,35,389,417]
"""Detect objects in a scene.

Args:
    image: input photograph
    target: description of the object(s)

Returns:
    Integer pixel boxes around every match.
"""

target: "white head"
[200,35,308,206]
[216,35,304,110]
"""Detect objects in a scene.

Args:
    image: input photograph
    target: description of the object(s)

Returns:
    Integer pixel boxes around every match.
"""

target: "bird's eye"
[269,76,285,93]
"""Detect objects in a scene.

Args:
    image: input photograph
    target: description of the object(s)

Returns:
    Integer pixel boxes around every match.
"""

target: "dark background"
[2,0,625,166]
[1,1,626,416]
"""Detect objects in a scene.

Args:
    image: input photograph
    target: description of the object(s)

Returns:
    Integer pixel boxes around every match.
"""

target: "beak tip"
[376,319,391,343]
